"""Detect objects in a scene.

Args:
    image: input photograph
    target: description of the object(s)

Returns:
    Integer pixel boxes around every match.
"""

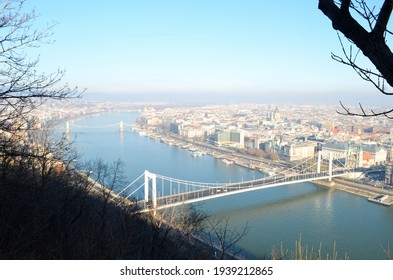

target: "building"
[362,145,387,166]
[322,141,348,160]
[322,141,387,168]
[213,130,230,143]
[244,136,260,149]
[385,162,393,186]
[282,141,317,161]
[169,123,181,134]
[267,107,282,122]
[212,130,244,147]
[387,146,393,162]
[179,126,205,139]
[139,116,162,126]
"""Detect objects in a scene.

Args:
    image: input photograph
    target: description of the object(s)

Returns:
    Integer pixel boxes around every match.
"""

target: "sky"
[24,0,392,106]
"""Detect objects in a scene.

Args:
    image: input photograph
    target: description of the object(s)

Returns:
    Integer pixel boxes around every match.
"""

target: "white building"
[283,141,317,161]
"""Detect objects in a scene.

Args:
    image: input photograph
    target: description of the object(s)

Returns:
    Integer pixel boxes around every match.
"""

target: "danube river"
[67,112,393,259]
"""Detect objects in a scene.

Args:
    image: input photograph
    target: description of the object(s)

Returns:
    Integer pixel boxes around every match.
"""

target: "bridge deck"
[138,171,349,212]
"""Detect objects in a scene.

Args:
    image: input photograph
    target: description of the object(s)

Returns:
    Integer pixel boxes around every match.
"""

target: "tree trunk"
[318,0,393,90]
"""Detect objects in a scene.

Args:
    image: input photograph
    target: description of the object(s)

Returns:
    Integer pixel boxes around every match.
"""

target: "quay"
[368,195,393,206]
[315,178,393,207]
[134,127,279,172]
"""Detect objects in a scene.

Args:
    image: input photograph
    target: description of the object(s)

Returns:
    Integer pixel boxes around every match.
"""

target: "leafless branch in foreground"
[337,100,393,118]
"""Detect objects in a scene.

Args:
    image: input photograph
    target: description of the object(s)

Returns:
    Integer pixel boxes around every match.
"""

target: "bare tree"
[318,0,393,117]
[0,0,79,136]
[0,0,80,179]
[205,217,249,259]
[142,205,209,259]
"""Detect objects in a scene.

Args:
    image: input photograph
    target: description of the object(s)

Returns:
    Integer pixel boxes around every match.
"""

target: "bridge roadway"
[149,170,348,211]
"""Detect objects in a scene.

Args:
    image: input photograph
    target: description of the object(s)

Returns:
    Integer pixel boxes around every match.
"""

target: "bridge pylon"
[317,151,322,174]
[328,152,333,181]
[144,170,157,208]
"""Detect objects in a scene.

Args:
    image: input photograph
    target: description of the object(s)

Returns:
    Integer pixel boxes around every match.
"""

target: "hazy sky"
[26,0,392,106]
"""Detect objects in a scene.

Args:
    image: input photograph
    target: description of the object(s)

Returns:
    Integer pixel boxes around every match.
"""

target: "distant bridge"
[65,121,132,133]
[112,151,353,212]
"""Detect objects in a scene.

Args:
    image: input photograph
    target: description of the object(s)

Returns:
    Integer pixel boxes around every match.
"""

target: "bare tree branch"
[332,32,393,95]
[372,0,393,38]
[319,0,393,89]
[319,1,393,118]
[337,100,393,118]
[0,0,82,138]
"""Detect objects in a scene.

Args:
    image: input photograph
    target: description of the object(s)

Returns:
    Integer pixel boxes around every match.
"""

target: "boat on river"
[221,158,234,165]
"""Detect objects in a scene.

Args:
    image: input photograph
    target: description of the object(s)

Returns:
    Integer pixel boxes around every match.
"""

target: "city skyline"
[26,1,392,107]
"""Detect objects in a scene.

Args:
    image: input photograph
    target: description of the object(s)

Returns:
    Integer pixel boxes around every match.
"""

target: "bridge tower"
[119,121,124,132]
[317,151,322,174]
[66,122,70,133]
[144,170,157,208]
[328,152,333,181]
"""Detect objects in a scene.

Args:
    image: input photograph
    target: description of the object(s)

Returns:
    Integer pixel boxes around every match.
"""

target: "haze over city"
[27,0,391,107]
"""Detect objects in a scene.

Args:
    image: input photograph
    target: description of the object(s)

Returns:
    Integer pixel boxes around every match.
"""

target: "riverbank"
[315,178,393,206]
[132,125,284,176]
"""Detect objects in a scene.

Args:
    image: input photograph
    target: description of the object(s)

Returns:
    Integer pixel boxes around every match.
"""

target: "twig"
[332,32,393,95]
[337,100,393,118]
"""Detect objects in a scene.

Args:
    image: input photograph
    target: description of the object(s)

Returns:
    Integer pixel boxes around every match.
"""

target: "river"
[67,111,393,260]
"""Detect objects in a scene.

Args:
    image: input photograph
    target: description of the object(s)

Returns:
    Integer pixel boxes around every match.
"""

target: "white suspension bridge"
[111,151,353,212]
[65,121,132,133]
